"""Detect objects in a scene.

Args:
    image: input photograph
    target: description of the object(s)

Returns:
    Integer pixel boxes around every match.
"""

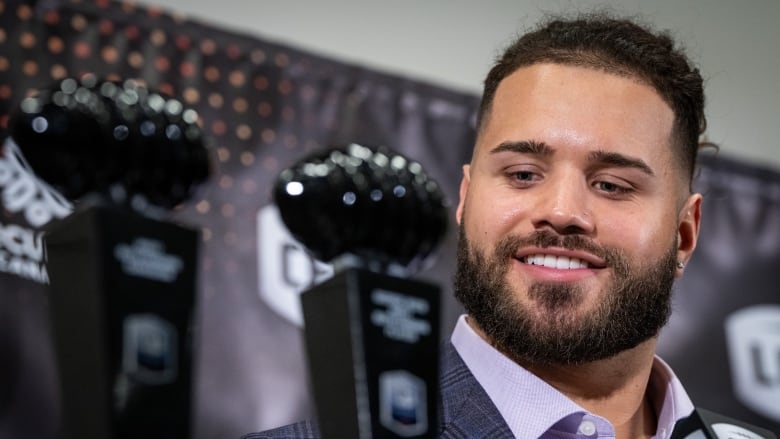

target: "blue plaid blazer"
[241,341,514,438]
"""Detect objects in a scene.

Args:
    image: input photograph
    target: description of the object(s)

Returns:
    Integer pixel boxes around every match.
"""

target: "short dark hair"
[478,13,706,181]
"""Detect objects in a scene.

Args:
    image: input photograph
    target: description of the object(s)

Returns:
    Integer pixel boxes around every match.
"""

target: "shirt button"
[578,420,597,437]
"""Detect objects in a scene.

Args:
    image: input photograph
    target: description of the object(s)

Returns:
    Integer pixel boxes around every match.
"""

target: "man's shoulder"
[240,341,511,439]
[240,420,319,439]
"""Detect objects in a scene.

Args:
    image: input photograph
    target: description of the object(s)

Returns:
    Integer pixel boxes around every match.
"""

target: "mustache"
[494,229,618,264]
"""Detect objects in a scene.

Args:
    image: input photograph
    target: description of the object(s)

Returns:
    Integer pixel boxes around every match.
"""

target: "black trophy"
[7,75,212,439]
[274,143,449,439]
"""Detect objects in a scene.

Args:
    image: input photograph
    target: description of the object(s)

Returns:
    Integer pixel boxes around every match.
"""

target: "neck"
[523,340,659,439]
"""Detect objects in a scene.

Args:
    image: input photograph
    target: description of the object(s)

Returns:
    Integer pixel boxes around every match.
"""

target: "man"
[246,13,710,438]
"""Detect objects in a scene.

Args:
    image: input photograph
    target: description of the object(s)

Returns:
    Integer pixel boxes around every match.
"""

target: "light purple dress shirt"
[451,315,695,439]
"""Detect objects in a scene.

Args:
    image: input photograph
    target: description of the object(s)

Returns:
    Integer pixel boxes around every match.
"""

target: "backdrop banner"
[0,1,777,438]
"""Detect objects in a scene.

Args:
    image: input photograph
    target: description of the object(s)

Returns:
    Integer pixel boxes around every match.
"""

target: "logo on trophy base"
[379,370,428,437]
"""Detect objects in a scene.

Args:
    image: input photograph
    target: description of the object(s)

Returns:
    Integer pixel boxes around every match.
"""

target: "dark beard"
[453,223,677,366]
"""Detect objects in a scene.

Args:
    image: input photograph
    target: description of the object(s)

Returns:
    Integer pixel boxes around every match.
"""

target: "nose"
[530,173,594,235]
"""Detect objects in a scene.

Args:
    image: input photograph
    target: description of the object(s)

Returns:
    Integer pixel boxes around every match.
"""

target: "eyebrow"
[489,140,655,177]
[489,140,553,156]
[588,150,655,176]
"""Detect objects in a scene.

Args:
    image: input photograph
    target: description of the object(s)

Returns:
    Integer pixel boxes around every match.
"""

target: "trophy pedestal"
[45,202,198,439]
[302,268,440,439]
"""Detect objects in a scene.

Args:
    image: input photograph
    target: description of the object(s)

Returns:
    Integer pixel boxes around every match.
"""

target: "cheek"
[598,203,677,255]
[464,190,530,241]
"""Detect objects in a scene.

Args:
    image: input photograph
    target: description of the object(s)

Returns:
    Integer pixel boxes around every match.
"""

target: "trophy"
[7,75,211,439]
[274,143,449,438]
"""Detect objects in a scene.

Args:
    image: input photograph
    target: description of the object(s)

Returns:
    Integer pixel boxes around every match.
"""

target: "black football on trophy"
[273,143,449,273]
[7,75,212,209]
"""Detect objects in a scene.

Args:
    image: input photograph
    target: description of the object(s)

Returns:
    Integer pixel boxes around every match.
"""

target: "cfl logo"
[725,305,780,422]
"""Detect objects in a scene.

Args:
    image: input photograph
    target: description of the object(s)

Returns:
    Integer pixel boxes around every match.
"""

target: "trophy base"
[45,203,198,439]
[302,268,440,439]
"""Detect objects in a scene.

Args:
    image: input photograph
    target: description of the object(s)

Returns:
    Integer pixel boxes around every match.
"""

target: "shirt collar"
[649,355,696,439]
[450,314,695,439]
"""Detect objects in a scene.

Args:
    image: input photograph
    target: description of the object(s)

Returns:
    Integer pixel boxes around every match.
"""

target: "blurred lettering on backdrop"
[0,1,777,438]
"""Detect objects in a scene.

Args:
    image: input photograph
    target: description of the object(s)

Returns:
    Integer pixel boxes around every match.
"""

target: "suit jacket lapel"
[438,341,515,438]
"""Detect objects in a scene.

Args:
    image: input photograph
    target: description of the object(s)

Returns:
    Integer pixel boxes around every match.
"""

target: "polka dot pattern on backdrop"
[0,0,478,305]
[0,0,364,234]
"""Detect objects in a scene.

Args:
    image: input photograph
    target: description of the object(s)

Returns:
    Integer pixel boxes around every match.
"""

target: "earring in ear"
[677,261,685,269]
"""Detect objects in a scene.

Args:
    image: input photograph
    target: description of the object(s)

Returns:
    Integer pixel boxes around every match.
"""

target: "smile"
[522,254,590,269]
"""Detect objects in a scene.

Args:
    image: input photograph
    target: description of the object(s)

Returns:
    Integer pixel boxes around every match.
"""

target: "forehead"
[477,63,675,166]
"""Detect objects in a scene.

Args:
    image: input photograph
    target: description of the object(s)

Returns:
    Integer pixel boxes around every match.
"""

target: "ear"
[455,164,471,225]
[675,193,702,277]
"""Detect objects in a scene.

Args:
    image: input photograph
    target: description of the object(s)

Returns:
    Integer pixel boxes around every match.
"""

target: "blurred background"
[148,0,780,170]
[0,1,777,438]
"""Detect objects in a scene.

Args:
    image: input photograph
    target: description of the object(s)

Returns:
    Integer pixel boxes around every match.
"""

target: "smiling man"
[450,17,704,437]
[244,13,741,439]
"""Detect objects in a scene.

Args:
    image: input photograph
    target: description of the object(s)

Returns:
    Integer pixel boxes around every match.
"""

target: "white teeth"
[524,254,589,269]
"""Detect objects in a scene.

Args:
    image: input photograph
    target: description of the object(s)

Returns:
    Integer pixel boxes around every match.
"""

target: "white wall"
[147,0,780,170]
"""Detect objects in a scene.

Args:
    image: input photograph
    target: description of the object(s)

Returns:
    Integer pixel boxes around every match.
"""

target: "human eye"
[513,170,536,181]
[593,179,634,197]
[505,167,542,188]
